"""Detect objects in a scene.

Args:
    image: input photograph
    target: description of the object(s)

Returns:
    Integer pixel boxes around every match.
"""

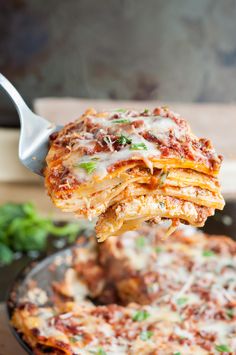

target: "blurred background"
[1,0,236,126]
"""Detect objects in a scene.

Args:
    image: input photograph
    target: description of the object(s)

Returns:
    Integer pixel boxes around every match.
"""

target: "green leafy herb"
[117,135,132,145]
[78,161,97,174]
[140,330,153,341]
[159,172,169,187]
[113,119,130,124]
[173,352,181,355]
[136,236,146,248]
[132,310,150,322]
[0,243,14,264]
[143,108,149,114]
[215,344,232,353]
[130,143,147,150]
[155,246,163,253]
[0,202,82,265]
[202,250,215,257]
[226,308,234,319]
[176,297,188,306]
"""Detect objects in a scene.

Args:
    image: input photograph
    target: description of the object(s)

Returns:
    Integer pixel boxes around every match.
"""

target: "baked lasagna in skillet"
[12,225,236,354]
[44,107,224,242]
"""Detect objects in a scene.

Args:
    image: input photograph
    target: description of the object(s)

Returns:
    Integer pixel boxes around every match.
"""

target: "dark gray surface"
[1,0,236,126]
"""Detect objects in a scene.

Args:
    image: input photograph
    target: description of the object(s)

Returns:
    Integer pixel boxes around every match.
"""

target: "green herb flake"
[140,330,153,341]
[113,119,131,124]
[155,246,163,253]
[97,348,107,355]
[143,108,149,114]
[132,310,150,322]
[159,172,169,187]
[117,134,132,145]
[136,236,146,248]
[159,202,165,209]
[130,143,148,151]
[173,352,181,355]
[226,308,234,319]
[215,344,232,353]
[69,335,83,343]
[202,250,215,257]
[78,161,97,174]
[114,108,127,113]
[176,297,188,306]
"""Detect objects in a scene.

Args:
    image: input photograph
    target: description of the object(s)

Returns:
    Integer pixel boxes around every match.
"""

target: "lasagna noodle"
[45,107,224,240]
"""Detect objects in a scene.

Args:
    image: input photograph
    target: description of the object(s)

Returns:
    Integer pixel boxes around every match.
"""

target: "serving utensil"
[0,73,62,176]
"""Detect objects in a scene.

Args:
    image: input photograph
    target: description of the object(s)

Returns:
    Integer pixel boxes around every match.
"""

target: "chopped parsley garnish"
[130,143,147,150]
[159,172,169,187]
[114,108,127,113]
[226,308,234,319]
[136,236,146,248]
[117,134,132,145]
[113,119,131,124]
[176,297,188,306]
[159,202,165,209]
[202,250,215,257]
[89,349,107,355]
[155,246,163,253]
[143,108,149,114]
[215,344,232,353]
[140,330,153,341]
[132,310,150,322]
[78,161,96,174]
[173,353,181,355]
[70,335,83,343]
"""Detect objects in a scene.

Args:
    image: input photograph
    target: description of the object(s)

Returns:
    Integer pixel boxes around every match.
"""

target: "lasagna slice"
[45,107,224,241]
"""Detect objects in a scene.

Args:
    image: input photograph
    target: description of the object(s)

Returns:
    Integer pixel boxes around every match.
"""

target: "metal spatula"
[0,73,62,176]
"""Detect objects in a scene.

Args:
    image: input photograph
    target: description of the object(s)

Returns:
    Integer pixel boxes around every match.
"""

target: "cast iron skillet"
[6,201,236,354]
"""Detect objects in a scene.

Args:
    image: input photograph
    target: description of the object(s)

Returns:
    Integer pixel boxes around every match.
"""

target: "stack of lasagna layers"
[45,107,224,241]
